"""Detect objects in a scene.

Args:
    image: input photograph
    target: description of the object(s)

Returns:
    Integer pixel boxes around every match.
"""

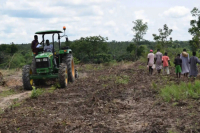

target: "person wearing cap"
[154,49,163,74]
[162,52,171,75]
[180,49,190,77]
[189,51,200,79]
[147,49,155,75]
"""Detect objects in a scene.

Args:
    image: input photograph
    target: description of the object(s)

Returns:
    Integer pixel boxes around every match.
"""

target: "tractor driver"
[31,35,43,55]
[44,40,53,52]
[31,35,39,55]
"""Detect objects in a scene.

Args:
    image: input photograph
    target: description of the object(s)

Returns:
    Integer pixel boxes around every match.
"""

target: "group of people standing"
[147,49,200,78]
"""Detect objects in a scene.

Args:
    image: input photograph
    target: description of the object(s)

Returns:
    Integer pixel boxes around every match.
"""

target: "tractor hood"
[35,52,53,58]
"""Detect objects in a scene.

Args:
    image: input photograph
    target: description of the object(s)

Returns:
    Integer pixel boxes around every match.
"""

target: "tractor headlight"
[36,59,41,62]
[43,58,48,61]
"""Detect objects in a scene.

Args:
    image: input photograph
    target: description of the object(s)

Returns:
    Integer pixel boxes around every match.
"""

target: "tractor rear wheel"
[22,65,33,90]
[58,63,68,88]
[63,54,75,82]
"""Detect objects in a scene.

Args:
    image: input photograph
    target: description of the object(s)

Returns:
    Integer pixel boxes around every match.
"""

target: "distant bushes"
[0,39,191,68]
[116,53,135,62]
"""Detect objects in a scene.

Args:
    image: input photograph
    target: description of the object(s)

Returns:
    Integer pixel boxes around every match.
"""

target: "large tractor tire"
[63,54,75,82]
[58,63,68,88]
[31,58,40,85]
[22,65,33,90]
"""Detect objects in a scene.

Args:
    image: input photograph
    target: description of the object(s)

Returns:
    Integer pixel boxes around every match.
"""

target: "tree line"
[0,39,190,69]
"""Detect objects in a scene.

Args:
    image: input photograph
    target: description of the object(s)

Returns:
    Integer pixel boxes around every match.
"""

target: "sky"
[0,0,199,44]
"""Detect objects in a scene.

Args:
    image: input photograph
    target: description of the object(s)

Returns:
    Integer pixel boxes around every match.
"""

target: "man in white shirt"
[147,49,155,75]
[44,40,53,52]
[44,40,57,67]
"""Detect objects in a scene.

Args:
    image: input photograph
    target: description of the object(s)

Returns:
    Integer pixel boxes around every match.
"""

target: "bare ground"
[0,62,200,132]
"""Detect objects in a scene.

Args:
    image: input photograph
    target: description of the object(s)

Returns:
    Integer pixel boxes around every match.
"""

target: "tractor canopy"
[35,30,63,34]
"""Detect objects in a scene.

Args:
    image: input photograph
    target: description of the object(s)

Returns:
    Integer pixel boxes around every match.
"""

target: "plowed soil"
[1,62,200,133]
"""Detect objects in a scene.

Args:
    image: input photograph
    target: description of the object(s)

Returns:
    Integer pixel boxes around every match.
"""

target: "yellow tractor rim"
[71,60,75,77]
[65,69,68,84]
[30,69,33,85]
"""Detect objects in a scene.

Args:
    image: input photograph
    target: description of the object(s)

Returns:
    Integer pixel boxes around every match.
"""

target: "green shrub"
[152,81,157,89]
[48,83,59,93]
[31,87,44,98]
[93,53,112,64]
[160,80,200,102]
[74,57,80,65]
[115,75,129,84]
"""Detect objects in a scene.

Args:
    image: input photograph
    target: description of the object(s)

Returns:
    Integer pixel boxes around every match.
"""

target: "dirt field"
[0,62,200,132]
[0,69,31,110]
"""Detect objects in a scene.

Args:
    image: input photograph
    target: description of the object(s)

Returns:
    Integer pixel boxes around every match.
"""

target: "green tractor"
[22,27,77,90]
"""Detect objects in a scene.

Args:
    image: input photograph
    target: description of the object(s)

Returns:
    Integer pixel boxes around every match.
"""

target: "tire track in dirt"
[0,91,31,110]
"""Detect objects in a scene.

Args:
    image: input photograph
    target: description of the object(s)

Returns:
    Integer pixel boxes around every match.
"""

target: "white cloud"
[134,10,149,22]
[105,21,116,27]
[163,6,190,18]
[0,0,197,44]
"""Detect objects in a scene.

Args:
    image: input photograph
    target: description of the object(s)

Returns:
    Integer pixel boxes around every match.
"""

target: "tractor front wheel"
[22,65,33,90]
[58,63,68,88]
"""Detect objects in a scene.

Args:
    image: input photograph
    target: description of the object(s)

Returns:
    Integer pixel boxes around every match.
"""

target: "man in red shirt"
[162,52,171,75]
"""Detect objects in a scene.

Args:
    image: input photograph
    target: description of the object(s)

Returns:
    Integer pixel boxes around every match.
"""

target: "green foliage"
[189,35,200,51]
[127,43,136,53]
[115,75,129,84]
[31,87,45,98]
[0,89,16,97]
[168,130,177,133]
[11,102,21,108]
[48,83,59,93]
[0,37,191,69]
[0,44,18,55]
[73,57,80,65]
[152,81,157,89]
[172,41,180,49]
[132,19,148,42]
[160,81,200,102]
[152,24,173,50]
[93,53,112,63]
[188,7,200,51]
[0,108,3,114]
[116,53,134,62]
[70,36,109,63]
[118,44,145,62]
[132,19,148,60]
[137,45,145,57]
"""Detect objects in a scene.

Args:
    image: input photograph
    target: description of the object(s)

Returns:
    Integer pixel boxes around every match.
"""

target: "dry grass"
[0,69,22,77]
[0,69,22,87]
